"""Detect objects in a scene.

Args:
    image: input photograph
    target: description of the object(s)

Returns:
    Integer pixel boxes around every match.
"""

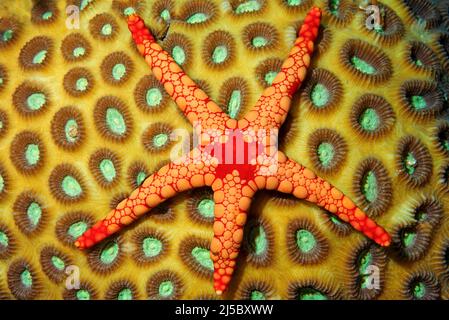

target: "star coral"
[75,7,391,294]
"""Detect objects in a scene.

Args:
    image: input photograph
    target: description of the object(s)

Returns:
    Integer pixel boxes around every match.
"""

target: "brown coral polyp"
[163,33,193,68]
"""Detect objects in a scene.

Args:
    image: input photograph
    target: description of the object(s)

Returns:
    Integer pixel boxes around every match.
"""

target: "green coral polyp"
[357,250,373,289]
[20,269,32,288]
[362,171,378,203]
[311,83,329,107]
[212,45,228,64]
[351,56,376,74]
[249,225,267,256]
[401,229,416,248]
[359,108,380,132]
[153,133,169,148]
[160,9,171,22]
[68,221,87,239]
[186,13,208,24]
[42,11,53,20]
[410,95,427,110]
[112,63,126,81]
[101,24,113,36]
[27,93,46,110]
[61,176,82,198]
[235,1,261,14]
[106,108,126,135]
[51,256,65,271]
[297,288,327,300]
[197,198,214,218]
[136,171,146,186]
[25,144,40,166]
[64,119,79,143]
[228,90,241,118]
[99,159,116,182]
[264,71,277,86]
[317,142,334,167]
[412,282,426,299]
[296,229,317,253]
[73,47,85,58]
[32,50,47,64]
[2,29,13,42]
[27,202,42,227]
[118,288,133,300]
[0,231,8,247]
[142,237,162,258]
[75,78,88,91]
[250,290,265,300]
[123,7,136,16]
[146,88,163,107]
[172,46,186,65]
[159,280,174,297]
[76,289,90,300]
[287,0,302,6]
[100,242,119,264]
[252,36,268,48]
[404,153,418,175]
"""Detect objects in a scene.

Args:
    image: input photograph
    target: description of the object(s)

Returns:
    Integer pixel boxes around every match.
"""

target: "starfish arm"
[241,6,321,130]
[75,150,214,249]
[271,157,391,247]
[127,14,229,131]
[210,173,255,295]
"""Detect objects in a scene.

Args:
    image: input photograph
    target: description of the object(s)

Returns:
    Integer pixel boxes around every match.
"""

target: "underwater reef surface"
[0,0,448,300]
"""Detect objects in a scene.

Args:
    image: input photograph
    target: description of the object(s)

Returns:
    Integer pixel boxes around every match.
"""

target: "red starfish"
[75,7,391,295]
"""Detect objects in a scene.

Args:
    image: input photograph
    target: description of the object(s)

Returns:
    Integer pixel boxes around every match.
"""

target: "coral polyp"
[0,0,448,300]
